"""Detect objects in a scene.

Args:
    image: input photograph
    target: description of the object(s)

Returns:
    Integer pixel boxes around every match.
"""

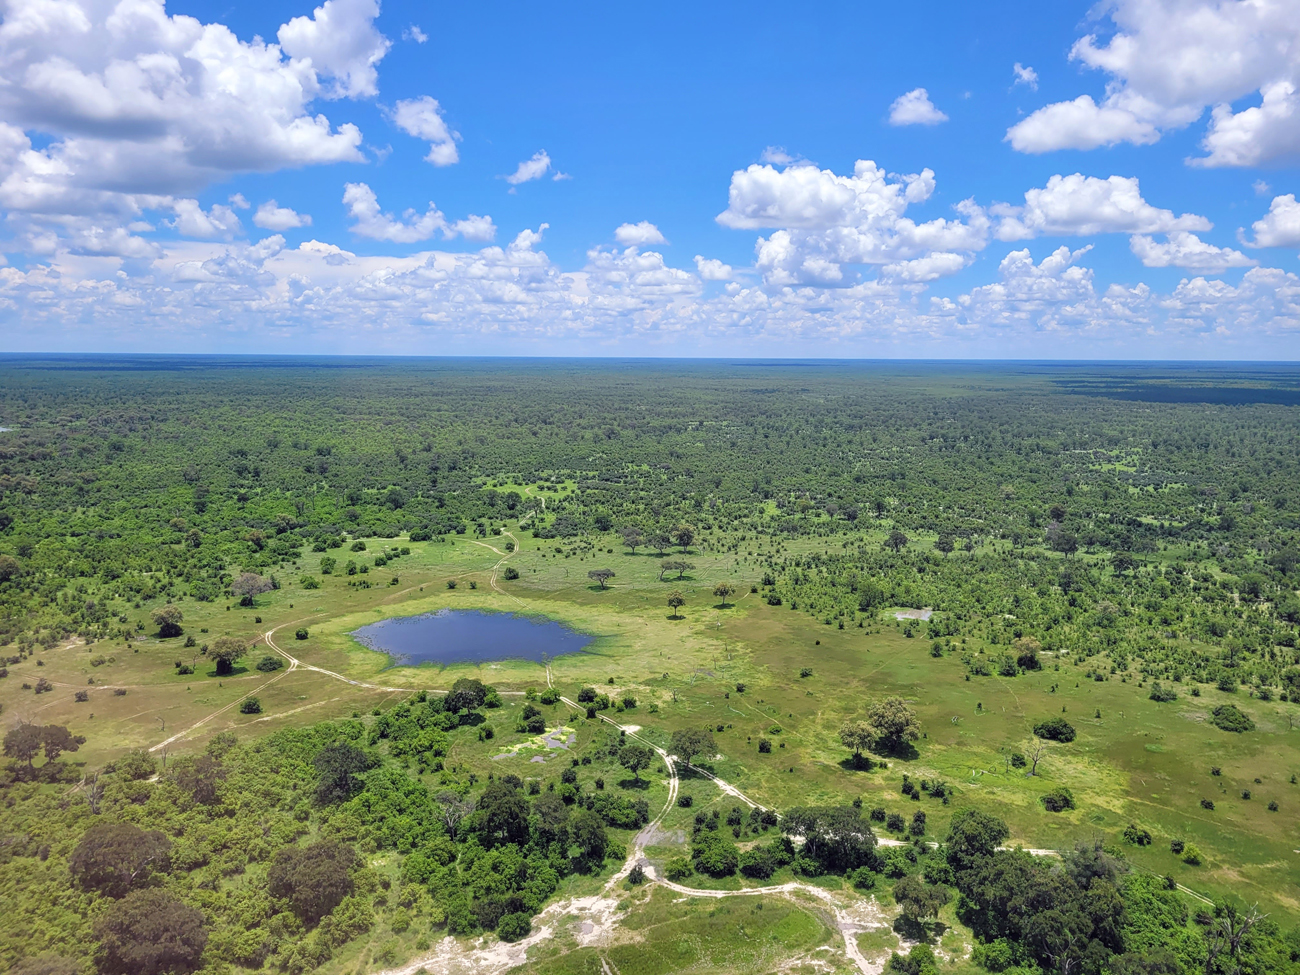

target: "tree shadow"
[206,665,248,678]
[616,777,651,791]
[838,755,876,772]
[892,915,942,944]
[869,741,920,762]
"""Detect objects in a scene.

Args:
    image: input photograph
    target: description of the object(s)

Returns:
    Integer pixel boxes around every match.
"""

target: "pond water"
[352,609,593,667]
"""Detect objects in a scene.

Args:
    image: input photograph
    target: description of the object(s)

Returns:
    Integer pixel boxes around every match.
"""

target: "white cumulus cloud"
[717,160,986,285]
[614,221,667,247]
[277,0,391,100]
[0,0,385,226]
[390,96,460,166]
[170,200,242,239]
[505,151,555,186]
[254,201,312,231]
[1007,96,1160,153]
[888,88,948,126]
[1004,0,1300,167]
[343,183,493,243]
[1129,232,1256,271]
[1240,194,1300,248]
[993,174,1211,240]
[694,256,734,281]
[403,25,428,43]
[1013,63,1039,90]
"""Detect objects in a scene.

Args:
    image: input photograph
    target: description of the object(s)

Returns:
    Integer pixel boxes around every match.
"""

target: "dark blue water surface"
[352,609,593,667]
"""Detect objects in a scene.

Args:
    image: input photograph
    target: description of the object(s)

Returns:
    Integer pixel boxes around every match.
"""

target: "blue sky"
[1,0,1299,356]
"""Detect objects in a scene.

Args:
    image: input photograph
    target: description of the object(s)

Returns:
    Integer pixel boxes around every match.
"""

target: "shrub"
[74,690,89,702]
[1181,844,1202,865]
[294,628,309,641]
[497,912,531,942]
[1169,839,1185,854]
[665,857,694,881]
[1033,717,1076,742]
[1123,823,1152,846]
[677,793,694,807]
[1149,682,1178,702]
[1040,786,1075,812]
[503,566,519,580]
[239,697,262,714]
[850,865,877,890]
[255,654,283,672]
[758,738,772,753]
[1200,798,1215,810]
[1009,752,1027,768]
[886,812,905,832]
[691,831,738,877]
[1210,704,1255,733]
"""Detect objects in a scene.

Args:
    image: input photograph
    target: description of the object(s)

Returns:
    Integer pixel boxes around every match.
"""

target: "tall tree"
[713,582,736,607]
[670,727,715,766]
[70,823,172,898]
[673,523,696,552]
[839,720,875,767]
[865,696,921,752]
[267,841,358,924]
[666,590,686,618]
[314,743,376,805]
[151,604,183,638]
[618,743,654,783]
[588,568,615,589]
[93,889,207,975]
[207,636,246,676]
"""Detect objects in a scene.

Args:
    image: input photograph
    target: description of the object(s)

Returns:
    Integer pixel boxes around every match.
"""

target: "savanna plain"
[1,356,1298,975]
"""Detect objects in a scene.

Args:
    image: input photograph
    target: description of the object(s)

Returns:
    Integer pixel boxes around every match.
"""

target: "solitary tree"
[839,720,875,768]
[588,568,615,590]
[649,532,672,556]
[667,590,686,618]
[935,535,955,554]
[446,677,489,713]
[618,743,655,784]
[865,697,921,753]
[151,605,184,638]
[673,524,696,552]
[93,889,207,975]
[670,727,716,767]
[887,529,909,553]
[713,582,737,607]
[620,527,645,554]
[208,636,246,676]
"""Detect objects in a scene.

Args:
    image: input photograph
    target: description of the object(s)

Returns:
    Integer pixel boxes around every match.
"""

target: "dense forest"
[1,357,1298,694]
